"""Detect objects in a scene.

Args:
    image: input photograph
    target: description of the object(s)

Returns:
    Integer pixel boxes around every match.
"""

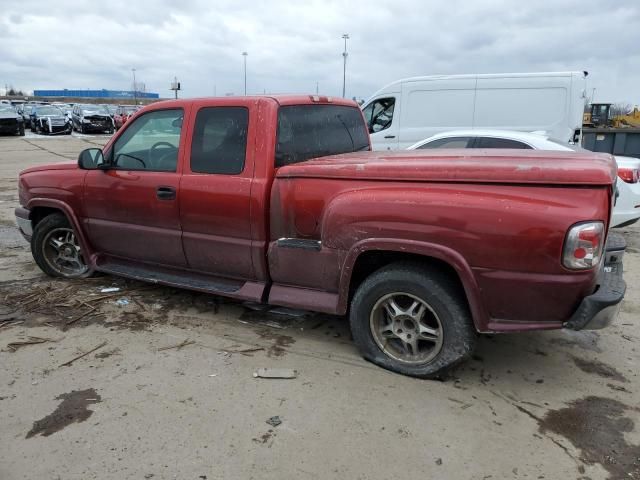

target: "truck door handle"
[384,135,396,139]
[156,186,176,200]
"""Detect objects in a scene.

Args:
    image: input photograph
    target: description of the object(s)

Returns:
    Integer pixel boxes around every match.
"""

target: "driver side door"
[82,107,189,267]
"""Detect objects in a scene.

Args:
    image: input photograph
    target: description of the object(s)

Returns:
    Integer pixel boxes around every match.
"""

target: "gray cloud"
[1,0,639,104]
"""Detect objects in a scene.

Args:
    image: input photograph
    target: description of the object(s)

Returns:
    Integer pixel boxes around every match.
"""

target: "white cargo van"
[361,71,587,150]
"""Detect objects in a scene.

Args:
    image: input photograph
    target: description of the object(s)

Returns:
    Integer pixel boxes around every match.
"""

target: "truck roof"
[145,95,358,109]
[276,149,617,186]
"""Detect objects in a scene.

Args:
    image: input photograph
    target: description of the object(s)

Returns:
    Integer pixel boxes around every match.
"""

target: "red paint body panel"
[16,95,618,334]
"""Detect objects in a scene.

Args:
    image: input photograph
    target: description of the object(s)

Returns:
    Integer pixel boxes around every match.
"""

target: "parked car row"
[2,101,141,136]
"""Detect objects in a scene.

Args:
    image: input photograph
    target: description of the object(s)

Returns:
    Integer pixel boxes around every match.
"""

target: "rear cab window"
[275,104,369,167]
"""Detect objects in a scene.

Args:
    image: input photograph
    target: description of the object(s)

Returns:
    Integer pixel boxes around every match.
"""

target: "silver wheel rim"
[42,227,88,277]
[369,292,444,365]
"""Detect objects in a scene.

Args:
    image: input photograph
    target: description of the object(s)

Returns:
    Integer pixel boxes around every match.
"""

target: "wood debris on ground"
[157,339,195,352]
[7,336,54,352]
[59,341,107,367]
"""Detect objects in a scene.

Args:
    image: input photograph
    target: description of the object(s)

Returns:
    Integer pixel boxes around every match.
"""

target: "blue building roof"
[33,89,160,99]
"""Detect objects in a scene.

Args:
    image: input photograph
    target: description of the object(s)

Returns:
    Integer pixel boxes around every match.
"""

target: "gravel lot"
[0,134,638,480]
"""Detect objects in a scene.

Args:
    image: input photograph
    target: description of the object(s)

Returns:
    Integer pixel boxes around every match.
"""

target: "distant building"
[33,89,159,99]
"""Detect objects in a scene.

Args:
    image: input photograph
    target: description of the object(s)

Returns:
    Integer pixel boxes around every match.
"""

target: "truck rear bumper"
[564,233,626,330]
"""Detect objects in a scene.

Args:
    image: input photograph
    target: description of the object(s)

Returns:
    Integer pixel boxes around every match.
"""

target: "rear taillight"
[618,167,639,183]
[562,222,605,270]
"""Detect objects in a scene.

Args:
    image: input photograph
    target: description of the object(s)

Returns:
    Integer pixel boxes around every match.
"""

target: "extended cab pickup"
[15,95,626,378]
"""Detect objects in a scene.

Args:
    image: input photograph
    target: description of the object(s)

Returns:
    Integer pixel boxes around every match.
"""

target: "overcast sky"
[1,0,639,104]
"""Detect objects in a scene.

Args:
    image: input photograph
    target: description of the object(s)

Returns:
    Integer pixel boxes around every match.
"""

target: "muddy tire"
[31,213,92,279]
[349,262,476,379]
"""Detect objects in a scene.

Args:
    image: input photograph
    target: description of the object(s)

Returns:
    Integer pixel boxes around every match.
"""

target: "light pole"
[242,52,248,95]
[341,34,349,98]
[132,68,137,105]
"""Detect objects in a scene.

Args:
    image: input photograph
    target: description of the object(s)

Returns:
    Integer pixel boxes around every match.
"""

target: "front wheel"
[349,262,476,378]
[31,213,92,278]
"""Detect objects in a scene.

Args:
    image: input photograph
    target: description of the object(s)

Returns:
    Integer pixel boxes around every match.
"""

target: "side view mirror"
[78,148,106,170]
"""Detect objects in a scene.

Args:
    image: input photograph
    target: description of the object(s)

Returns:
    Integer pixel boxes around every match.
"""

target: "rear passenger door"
[179,105,255,280]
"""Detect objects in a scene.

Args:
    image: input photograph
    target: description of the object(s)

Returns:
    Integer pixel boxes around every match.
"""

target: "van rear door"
[398,77,476,149]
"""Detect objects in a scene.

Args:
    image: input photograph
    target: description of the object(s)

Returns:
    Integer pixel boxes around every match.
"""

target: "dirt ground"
[0,133,639,480]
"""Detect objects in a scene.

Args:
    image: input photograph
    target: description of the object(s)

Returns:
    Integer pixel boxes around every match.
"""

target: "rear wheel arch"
[338,241,488,331]
[349,259,477,378]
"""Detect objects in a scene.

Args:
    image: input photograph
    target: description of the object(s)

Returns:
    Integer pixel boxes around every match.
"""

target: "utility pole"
[342,34,349,98]
[132,68,137,105]
[170,77,181,99]
[316,81,319,95]
[242,52,248,95]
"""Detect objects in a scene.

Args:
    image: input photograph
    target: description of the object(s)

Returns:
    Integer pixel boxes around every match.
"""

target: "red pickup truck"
[15,96,626,378]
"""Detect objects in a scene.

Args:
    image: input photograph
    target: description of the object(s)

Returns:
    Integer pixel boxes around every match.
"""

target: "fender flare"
[27,198,97,267]
[337,238,489,331]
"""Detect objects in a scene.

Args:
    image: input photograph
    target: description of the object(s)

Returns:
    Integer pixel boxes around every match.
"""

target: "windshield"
[36,106,63,116]
[81,105,109,115]
[105,105,117,114]
[124,106,139,114]
[0,105,16,113]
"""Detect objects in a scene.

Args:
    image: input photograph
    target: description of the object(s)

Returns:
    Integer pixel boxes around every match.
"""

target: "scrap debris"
[7,336,53,352]
[253,368,297,379]
[266,416,282,427]
[1,280,164,330]
[59,341,107,367]
[100,287,120,293]
[157,339,195,352]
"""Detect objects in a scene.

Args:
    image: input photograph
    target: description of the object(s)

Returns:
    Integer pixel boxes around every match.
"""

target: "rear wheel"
[349,262,476,378]
[31,213,92,278]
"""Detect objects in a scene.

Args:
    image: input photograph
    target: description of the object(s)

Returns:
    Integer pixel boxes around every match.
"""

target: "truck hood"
[20,162,77,175]
[276,149,617,186]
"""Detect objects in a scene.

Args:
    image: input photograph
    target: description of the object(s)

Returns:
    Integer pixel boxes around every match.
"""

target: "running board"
[96,256,266,302]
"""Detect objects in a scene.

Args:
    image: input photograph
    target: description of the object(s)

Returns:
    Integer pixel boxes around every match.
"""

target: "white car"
[407,130,640,228]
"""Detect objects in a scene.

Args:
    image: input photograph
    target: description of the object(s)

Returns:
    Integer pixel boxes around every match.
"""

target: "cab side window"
[112,109,183,172]
[190,107,249,175]
[417,137,473,149]
[362,97,395,133]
